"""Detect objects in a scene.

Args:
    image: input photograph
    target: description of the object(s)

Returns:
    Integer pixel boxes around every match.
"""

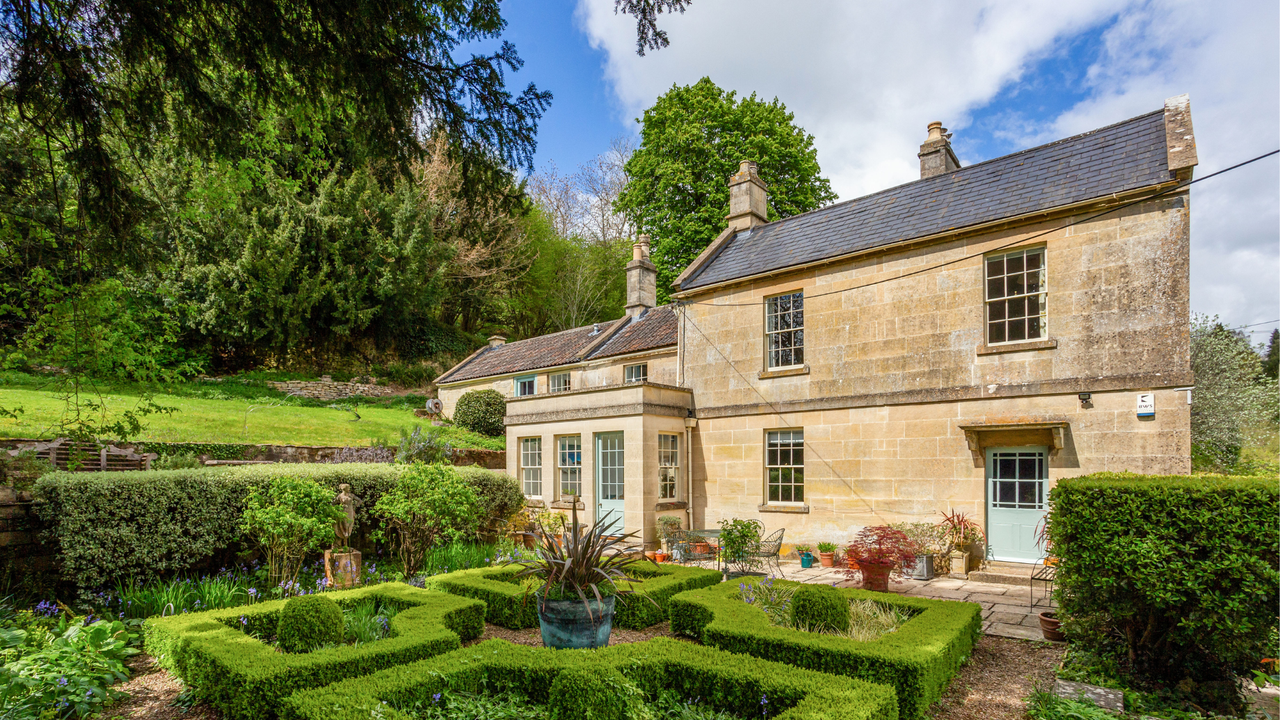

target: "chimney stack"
[725,160,769,232]
[918,122,960,178]
[487,335,506,348]
[625,235,657,318]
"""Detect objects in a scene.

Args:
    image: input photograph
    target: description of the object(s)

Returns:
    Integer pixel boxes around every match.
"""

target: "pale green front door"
[985,447,1048,563]
[594,432,625,529]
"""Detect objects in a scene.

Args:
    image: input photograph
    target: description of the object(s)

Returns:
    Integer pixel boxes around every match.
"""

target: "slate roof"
[680,109,1173,291]
[437,305,678,384]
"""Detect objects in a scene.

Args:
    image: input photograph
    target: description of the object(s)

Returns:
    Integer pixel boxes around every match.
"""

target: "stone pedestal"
[949,551,969,579]
[324,549,362,589]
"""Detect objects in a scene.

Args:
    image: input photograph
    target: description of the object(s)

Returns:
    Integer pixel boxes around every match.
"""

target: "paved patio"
[763,559,1057,642]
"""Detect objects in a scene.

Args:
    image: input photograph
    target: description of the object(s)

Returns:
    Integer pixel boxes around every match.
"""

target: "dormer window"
[765,291,804,369]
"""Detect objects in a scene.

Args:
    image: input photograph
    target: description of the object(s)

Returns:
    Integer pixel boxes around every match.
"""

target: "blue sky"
[495,0,1278,333]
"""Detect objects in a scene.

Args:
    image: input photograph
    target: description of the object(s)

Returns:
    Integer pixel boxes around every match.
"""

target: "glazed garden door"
[985,447,1048,563]
[594,432,625,529]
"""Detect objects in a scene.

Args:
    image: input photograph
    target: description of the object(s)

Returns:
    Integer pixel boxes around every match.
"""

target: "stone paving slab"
[1055,679,1124,712]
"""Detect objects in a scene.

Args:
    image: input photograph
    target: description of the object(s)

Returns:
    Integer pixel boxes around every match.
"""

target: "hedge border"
[432,562,723,629]
[668,579,981,720]
[144,582,484,719]
[281,637,900,720]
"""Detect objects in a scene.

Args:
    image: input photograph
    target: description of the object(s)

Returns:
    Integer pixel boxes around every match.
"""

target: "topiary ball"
[453,389,506,437]
[791,583,850,632]
[277,594,343,653]
[547,667,637,720]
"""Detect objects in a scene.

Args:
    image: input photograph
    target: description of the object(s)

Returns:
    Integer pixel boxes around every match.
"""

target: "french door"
[985,447,1048,563]
[594,432,625,529]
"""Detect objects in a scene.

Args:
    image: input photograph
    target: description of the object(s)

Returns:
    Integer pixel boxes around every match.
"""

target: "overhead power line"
[678,149,1280,308]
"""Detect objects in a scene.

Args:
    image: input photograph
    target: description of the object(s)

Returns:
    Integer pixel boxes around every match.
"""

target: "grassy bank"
[0,384,503,450]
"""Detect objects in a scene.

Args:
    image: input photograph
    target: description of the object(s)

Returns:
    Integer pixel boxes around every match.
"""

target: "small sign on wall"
[1136,392,1155,417]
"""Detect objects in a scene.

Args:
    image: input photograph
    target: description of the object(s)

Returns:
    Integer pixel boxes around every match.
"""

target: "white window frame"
[624,363,648,383]
[549,372,571,393]
[984,247,1047,345]
[764,291,805,370]
[557,435,583,498]
[515,374,536,397]
[765,429,805,504]
[658,433,680,500]
[519,437,542,497]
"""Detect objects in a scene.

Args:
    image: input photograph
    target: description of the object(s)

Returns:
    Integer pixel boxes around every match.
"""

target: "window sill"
[977,338,1057,356]
[758,503,809,514]
[525,498,545,508]
[758,364,810,380]
[655,501,687,511]
[549,500,585,511]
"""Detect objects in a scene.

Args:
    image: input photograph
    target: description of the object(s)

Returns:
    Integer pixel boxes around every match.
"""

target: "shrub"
[791,584,849,632]
[280,637,898,720]
[145,582,484,720]
[35,464,404,590]
[434,562,721,629]
[669,578,981,720]
[1048,472,1279,712]
[240,476,344,588]
[453,389,505,437]
[277,595,343,653]
[718,518,762,574]
[455,466,523,540]
[396,425,455,464]
[548,667,636,720]
[153,452,204,470]
[844,526,919,581]
[1,618,139,718]
[374,464,480,576]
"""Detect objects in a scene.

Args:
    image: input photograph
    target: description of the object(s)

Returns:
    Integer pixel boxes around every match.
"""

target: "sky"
[497,0,1279,337]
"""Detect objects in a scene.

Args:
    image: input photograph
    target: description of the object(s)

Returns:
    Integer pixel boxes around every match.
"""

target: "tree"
[615,78,835,300]
[1262,328,1279,380]
[1189,314,1280,472]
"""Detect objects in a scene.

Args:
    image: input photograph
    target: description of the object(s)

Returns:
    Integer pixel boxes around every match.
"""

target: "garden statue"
[326,484,363,589]
[332,483,363,550]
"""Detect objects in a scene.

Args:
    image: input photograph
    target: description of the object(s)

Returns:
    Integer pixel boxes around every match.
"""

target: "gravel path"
[97,654,221,720]
[929,635,1065,719]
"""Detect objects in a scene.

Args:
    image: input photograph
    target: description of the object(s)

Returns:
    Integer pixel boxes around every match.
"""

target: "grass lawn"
[0,386,504,450]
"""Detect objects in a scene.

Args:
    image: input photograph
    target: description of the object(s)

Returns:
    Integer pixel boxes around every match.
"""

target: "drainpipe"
[684,415,697,530]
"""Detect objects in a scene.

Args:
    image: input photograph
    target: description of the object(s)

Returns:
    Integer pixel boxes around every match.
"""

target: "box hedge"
[144,582,484,719]
[34,463,518,589]
[280,637,900,720]
[668,579,980,720]
[1047,472,1279,688]
[433,562,722,629]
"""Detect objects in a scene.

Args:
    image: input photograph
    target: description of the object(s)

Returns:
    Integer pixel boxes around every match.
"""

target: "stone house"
[437,96,1197,564]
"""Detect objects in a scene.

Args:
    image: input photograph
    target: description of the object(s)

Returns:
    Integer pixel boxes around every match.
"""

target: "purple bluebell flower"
[57,677,68,686]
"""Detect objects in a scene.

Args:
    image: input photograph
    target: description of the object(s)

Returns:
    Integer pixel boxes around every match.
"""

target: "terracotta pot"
[655,552,669,563]
[1043,556,1059,567]
[818,552,835,568]
[693,542,712,555]
[1038,611,1066,642]
[644,550,658,562]
[859,563,892,592]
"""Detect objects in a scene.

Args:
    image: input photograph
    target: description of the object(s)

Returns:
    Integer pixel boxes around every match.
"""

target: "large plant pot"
[537,595,616,649]
[1038,611,1066,642]
[859,563,892,592]
[654,552,669,563]
[818,552,835,568]
[909,554,935,581]
[949,551,969,578]
[800,553,814,569]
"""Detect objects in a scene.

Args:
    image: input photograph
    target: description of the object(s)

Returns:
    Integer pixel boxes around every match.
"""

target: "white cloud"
[576,0,1279,329]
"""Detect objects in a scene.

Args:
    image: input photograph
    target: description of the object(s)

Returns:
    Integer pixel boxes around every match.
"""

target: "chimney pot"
[624,235,657,318]
[919,121,961,179]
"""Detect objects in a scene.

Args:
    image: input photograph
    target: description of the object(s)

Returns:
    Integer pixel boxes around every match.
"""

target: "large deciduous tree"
[1189,314,1279,472]
[615,77,835,300]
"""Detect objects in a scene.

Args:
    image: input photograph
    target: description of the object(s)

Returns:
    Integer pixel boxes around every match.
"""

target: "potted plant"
[1038,610,1065,641]
[795,544,815,569]
[512,504,649,649]
[843,526,920,592]
[719,518,763,578]
[816,542,838,567]
[936,509,986,577]
[890,522,947,581]
[656,515,682,561]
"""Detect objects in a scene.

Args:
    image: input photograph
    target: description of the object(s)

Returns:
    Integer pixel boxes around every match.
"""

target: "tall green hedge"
[432,562,722,629]
[145,582,484,720]
[1047,472,1279,689]
[35,463,521,589]
[668,579,980,720]
[280,637,899,720]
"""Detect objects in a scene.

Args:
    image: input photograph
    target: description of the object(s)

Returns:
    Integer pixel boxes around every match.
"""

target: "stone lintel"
[957,420,1070,457]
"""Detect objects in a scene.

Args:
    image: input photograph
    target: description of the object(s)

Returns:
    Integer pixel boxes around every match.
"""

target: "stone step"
[967,561,1047,587]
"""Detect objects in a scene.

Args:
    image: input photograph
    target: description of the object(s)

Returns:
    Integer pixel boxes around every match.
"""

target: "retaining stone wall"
[266,377,399,400]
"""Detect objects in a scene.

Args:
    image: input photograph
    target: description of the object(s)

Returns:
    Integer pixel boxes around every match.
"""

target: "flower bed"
[144,582,484,719]
[669,578,981,720]
[432,562,722,629]
[280,637,899,720]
